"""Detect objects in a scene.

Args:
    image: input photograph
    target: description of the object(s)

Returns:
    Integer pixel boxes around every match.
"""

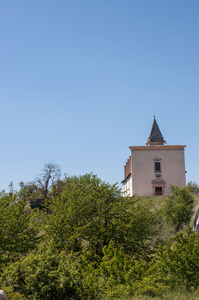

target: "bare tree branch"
[36,162,61,199]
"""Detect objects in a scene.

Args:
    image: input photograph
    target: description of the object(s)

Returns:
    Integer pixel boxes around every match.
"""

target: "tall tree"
[41,173,156,257]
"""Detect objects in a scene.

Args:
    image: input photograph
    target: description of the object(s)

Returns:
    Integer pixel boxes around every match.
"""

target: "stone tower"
[122,118,186,196]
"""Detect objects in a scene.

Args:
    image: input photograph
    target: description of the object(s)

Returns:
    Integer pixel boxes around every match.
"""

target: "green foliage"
[41,173,156,258]
[18,163,61,204]
[1,247,78,300]
[18,181,41,202]
[155,228,199,290]
[0,242,149,300]
[2,213,199,299]
[0,192,39,268]
[97,241,149,298]
[187,181,199,194]
[2,287,28,300]
[1,172,199,299]
[163,185,194,232]
[139,228,199,295]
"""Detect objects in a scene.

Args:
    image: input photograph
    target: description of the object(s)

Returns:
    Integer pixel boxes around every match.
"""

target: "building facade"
[122,118,186,196]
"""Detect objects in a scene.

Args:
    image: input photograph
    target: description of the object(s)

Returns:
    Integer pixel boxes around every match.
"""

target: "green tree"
[0,191,40,267]
[163,185,194,232]
[40,173,156,257]
[18,181,40,202]
[187,181,199,194]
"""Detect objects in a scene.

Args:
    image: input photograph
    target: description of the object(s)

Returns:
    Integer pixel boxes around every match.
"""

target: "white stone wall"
[122,175,133,196]
[131,146,186,196]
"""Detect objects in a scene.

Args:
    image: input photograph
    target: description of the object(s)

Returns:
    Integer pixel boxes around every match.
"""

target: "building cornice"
[121,173,131,184]
[129,145,186,150]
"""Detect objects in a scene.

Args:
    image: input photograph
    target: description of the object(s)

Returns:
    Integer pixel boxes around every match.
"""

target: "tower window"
[155,162,161,171]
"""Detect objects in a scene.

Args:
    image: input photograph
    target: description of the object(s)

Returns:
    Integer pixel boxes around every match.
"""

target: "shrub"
[163,185,194,232]
[138,228,199,296]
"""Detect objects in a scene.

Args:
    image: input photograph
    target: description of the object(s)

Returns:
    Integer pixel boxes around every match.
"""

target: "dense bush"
[0,192,39,269]
[137,228,199,296]
[1,248,78,299]
[0,175,198,299]
[0,242,149,299]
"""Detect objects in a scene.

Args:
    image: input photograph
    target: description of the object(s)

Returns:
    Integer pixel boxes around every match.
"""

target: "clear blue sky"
[0,0,198,191]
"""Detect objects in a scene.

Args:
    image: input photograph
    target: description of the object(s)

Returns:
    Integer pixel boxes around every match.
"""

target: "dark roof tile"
[147,117,164,143]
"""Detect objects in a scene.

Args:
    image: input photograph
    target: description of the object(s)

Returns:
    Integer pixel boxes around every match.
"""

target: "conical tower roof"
[147,117,165,145]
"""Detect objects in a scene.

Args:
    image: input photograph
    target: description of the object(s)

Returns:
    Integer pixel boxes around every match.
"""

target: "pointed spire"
[147,117,165,146]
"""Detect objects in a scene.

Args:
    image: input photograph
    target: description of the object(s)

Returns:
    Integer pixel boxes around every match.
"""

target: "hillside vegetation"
[0,166,199,299]
[139,193,199,227]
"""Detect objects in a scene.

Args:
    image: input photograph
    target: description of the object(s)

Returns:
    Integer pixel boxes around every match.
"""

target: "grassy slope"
[135,193,199,247]
[115,193,199,300]
[137,193,199,226]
